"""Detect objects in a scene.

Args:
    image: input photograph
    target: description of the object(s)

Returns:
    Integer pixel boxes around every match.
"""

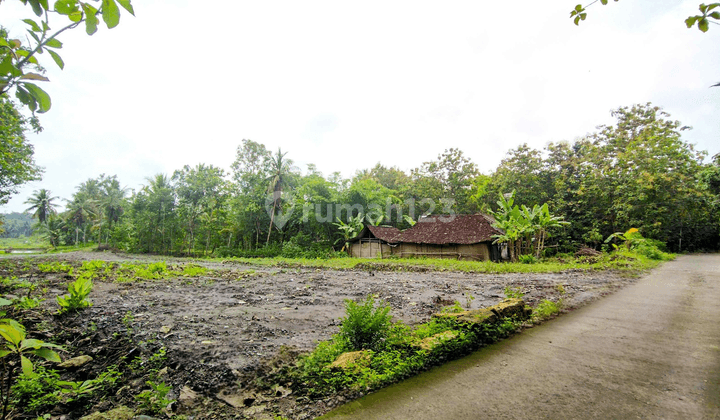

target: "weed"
[339,295,392,351]
[13,296,43,310]
[464,293,475,309]
[56,276,93,313]
[556,284,566,294]
[36,262,73,274]
[504,286,525,299]
[181,264,207,277]
[440,301,464,314]
[135,381,175,415]
[534,299,562,320]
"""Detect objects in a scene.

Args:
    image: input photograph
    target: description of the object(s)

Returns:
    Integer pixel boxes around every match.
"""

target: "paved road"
[321,255,720,420]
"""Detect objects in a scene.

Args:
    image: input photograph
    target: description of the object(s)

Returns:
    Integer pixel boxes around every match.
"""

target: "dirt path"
[321,254,720,420]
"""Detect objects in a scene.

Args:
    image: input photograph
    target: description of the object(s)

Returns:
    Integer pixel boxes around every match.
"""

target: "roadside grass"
[209,249,668,274]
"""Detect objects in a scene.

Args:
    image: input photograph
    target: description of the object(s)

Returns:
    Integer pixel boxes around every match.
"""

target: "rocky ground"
[1,251,643,419]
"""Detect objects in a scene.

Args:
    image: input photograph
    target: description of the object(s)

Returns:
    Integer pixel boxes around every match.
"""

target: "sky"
[1,0,719,213]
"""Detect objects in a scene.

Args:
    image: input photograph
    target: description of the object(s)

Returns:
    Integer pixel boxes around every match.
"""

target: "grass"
[208,250,666,274]
[0,236,48,250]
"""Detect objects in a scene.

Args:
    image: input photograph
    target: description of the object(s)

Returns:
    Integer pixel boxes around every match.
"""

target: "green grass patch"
[208,250,666,274]
[271,297,527,398]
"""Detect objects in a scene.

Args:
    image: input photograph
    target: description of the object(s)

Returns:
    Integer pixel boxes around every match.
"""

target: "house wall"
[393,243,490,261]
[351,241,493,261]
[350,241,392,258]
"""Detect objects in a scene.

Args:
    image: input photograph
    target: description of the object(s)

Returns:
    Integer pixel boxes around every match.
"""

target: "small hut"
[349,214,503,261]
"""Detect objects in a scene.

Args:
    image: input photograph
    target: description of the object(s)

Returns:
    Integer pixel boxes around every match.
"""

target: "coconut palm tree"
[265,148,295,246]
[24,189,59,224]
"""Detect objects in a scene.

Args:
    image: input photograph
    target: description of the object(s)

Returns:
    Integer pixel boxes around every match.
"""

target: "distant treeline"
[0,212,35,238]
[25,104,720,256]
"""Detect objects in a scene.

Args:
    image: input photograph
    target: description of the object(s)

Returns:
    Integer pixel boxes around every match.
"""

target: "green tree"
[265,148,296,246]
[0,95,41,206]
[0,0,135,113]
[23,188,57,224]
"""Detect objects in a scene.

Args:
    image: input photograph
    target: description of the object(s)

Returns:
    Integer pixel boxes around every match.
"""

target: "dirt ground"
[3,251,644,419]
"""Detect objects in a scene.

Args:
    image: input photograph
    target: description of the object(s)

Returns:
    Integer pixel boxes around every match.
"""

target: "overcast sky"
[2,0,718,213]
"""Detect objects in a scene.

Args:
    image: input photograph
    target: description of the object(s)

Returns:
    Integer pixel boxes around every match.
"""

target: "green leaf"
[22,82,52,113]
[45,38,63,49]
[699,18,710,32]
[116,0,134,15]
[48,50,65,69]
[40,0,50,10]
[42,20,51,32]
[686,16,699,28]
[700,4,709,14]
[54,0,78,15]
[102,0,121,29]
[28,31,41,45]
[0,349,11,358]
[82,3,99,35]
[0,323,25,346]
[28,0,44,16]
[69,10,83,22]
[15,86,37,112]
[22,19,42,32]
[20,73,50,82]
[0,297,11,307]
[30,347,61,363]
[709,11,720,19]
[20,338,44,350]
[601,0,608,4]
[20,355,34,376]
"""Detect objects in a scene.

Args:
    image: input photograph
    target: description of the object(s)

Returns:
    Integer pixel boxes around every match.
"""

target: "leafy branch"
[570,1,720,32]
[0,0,135,113]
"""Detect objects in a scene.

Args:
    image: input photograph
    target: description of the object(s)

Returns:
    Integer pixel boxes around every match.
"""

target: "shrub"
[339,295,393,351]
[504,286,525,299]
[534,299,561,320]
[518,254,537,264]
[56,276,93,313]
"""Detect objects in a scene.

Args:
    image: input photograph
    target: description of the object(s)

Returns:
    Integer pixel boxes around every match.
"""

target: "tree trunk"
[266,200,277,246]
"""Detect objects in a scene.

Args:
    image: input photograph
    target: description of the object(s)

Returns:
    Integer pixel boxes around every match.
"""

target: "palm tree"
[265,148,294,246]
[65,196,98,244]
[24,189,59,224]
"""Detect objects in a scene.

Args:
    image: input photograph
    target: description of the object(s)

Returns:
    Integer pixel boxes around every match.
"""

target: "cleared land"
[1,251,649,419]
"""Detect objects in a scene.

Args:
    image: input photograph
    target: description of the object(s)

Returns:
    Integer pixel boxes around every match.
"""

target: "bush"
[518,254,537,264]
[339,295,393,351]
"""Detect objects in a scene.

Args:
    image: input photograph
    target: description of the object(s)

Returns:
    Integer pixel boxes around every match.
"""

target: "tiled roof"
[367,225,402,242]
[394,214,501,245]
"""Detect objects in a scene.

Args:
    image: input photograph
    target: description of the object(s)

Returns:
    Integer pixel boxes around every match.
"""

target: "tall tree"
[24,188,58,224]
[265,148,296,245]
[0,95,41,206]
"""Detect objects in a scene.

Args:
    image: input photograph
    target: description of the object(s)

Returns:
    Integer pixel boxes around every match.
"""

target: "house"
[349,214,503,261]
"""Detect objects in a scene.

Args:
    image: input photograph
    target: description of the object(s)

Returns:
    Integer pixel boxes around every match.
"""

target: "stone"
[178,385,198,406]
[160,325,172,334]
[79,406,135,420]
[328,350,372,370]
[415,330,459,351]
[433,298,531,325]
[58,355,93,368]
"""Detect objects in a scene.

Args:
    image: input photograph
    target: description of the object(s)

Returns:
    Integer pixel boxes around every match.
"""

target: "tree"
[265,148,296,246]
[23,188,58,224]
[0,0,135,113]
[0,95,41,206]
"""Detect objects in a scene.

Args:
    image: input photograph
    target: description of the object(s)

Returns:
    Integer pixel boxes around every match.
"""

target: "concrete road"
[321,255,720,420]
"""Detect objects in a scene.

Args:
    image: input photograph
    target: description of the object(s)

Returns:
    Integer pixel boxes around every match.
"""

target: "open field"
[0,251,654,419]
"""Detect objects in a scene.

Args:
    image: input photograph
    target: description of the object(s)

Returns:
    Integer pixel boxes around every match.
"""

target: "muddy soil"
[2,252,642,419]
